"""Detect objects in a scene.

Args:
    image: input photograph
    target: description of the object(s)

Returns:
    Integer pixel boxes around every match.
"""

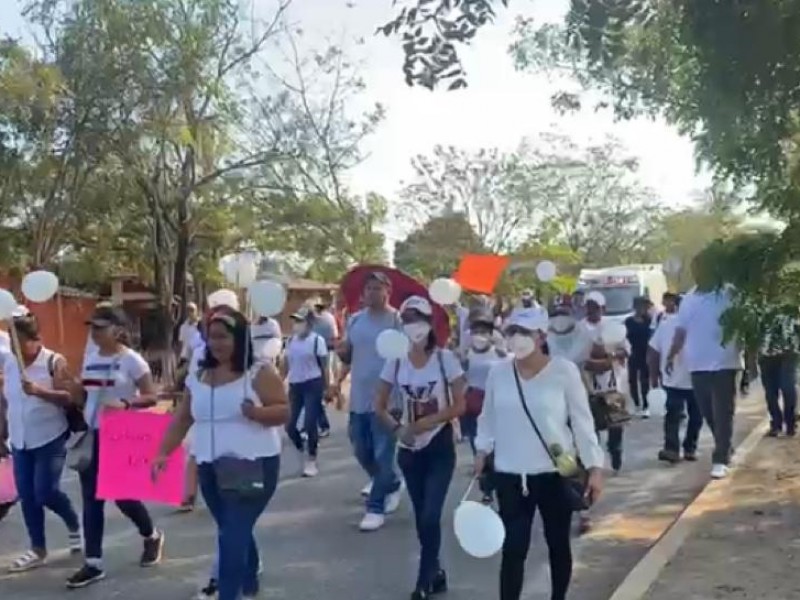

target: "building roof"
[288,278,338,292]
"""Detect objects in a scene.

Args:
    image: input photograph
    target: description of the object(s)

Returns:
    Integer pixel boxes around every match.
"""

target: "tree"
[393,211,487,281]
[400,144,541,253]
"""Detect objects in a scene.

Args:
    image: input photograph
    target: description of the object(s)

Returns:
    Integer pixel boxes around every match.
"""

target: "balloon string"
[460,476,477,504]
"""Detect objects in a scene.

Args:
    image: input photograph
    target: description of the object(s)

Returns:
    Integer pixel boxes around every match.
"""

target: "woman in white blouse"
[474,308,604,600]
[154,310,288,600]
[376,296,466,600]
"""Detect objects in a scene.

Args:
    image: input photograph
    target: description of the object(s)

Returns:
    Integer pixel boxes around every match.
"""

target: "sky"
[2,0,714,245]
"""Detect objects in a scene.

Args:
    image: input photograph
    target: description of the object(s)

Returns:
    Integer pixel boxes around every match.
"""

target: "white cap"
[12,305,30,318]
[585,291,606,307]
[505,307,549,332]
[400,295,433,316]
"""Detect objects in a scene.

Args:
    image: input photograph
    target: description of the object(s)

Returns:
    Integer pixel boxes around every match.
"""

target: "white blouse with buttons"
[475,357,605,476]
[187,368,281,464]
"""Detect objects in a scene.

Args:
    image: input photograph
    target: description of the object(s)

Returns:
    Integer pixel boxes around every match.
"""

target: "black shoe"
[658,449,681,464]
[66,564,106,588]
[410,590,430,600]
[197,579,218,599]
[611,454,622,472]
[768,428,781,438]
[431,569,448,595]
[683,450,698,462]
[140,531,165,567]
[787,429,797,438]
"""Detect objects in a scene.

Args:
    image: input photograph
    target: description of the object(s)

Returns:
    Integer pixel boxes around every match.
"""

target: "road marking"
[607,416,768,600]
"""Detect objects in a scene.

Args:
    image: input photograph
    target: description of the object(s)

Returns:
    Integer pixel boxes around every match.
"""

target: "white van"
[578,264,668,323]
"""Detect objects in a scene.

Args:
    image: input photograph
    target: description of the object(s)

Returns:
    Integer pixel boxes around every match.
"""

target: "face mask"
[508,334,537,358]
[403,322,431,344]
[549,315,576,335]
[471,334,491,350]
[521,299,533,308]
[292,323,306,335]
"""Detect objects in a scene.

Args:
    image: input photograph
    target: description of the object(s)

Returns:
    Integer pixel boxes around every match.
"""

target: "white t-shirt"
[574,318,630,394]
[179,320,200,360]
[285,333,327,384]
[83,334,98,364]
[676,287,742,372]
[380,349,463,450]
[0,330,10,370]
[649,317,691,389]
[81,347,150,429]
[475,358,605,475]
[251,318,282,364]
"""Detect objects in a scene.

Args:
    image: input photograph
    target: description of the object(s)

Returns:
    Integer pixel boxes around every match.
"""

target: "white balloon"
[454,501,505,558]
[647,388,668,417]
[220,253,258,288]
[0,289,17,320]
[376,329,410,360]
[248,280,286,317]
[601,320,628,347]
[535,260,557,282]
[429,278,461,305]
[262,337,284,360]
[208,289,240,311]
[21,270,59,303]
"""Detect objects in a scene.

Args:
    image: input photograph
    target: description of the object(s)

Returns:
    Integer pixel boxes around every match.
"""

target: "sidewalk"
[645,429,800,599]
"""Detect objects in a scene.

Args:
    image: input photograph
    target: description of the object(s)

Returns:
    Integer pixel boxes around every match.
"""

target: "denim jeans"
[459,414,478,455]
[79,434,154,562]
[663,387,703,454]
[12,432,80,552]
[318,403,331,432]
[628,361,650,409]
[348,412,401,514]
[759,354,798,433]
[397,426,456,591]
[287,377,325,457]
[198,456,279,600]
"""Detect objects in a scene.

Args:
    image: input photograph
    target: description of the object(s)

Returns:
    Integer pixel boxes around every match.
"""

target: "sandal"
[9,550,45,573]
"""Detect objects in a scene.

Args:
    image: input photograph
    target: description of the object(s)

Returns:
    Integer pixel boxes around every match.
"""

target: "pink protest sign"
[97,410,185,506]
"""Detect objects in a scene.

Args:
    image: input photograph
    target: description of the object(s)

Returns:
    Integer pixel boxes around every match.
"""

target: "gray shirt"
[346,308,402,414]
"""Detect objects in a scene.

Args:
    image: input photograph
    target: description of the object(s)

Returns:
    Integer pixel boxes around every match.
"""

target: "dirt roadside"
[645,430,800,600]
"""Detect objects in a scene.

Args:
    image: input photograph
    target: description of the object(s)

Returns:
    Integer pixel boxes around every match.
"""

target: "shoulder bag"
[209,370,266,499]
[512,365,590,511]
[585,368,631,432]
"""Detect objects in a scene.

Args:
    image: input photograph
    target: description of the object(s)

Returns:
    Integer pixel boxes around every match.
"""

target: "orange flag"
[453,254,510,294]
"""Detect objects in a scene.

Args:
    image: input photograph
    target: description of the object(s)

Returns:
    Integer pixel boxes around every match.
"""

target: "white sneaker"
[640,408,650,419]
[302,459,318,478]
[384,481,404,514]
[359,512,385,532]
[710,463,729,479]
[360,481,373,497]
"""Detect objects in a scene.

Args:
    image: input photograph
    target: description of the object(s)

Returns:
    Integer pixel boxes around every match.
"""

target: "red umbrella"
[339,265,451,347]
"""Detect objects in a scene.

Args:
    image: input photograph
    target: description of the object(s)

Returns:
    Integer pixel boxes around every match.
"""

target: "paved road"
[0,392,764,600]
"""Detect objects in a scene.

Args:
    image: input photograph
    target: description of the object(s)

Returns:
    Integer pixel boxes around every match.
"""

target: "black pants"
[397,426,455,592]
[759,354,798,434]
[691,370,737,465]
[663,387,702,454]
[495,472,573,600]
[628,361,650,409]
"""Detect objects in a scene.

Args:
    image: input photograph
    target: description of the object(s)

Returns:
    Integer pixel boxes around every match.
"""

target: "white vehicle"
[578,264,668,322]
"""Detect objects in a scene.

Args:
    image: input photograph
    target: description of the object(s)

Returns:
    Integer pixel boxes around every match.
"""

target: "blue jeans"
[397,426,455,591]
[287,377,324,457]
[79,434,154,561]
[348,412,401,514]
[759,354,798,433]
[198,456,279,600]
[459,414,478,455]
[12,432,80,552]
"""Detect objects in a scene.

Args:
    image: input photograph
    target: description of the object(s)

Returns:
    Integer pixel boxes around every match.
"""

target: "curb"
[607,416,768,600]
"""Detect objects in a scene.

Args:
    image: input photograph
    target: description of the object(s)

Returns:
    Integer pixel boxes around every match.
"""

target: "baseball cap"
[290,305,314,321]
[364,271,391,287]
[521,289,534,299]
[86,305,128,328]
[585,291,606,307]
[468,307,495,326]
[505,307,549,333]
[399,295,433,317]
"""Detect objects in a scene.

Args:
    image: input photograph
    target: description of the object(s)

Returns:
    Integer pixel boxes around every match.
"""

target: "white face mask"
[508,334,537,358]
[549,315,576,335]
[403,322,431,344]
[471,334,491,350]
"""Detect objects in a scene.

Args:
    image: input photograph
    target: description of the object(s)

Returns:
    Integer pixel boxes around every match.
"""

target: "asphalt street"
[0,391,764,600]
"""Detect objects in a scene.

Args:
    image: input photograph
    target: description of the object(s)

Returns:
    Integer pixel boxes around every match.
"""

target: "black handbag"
[512,365,590,511]
[208,371,266,499]
[586,370,631,432]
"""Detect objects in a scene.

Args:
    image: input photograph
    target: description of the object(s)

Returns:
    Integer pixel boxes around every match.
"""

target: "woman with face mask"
[375,295,466,600]
[474,308,605,600]
[67,306,164,589]
[282,306,328,478]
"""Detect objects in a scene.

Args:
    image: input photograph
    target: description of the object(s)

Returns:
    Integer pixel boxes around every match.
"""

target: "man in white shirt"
[667,258,742,480]
[649,293,702,463]
[177,302,200,362]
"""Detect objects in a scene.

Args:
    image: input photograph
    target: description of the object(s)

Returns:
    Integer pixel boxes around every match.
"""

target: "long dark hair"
[200,310,253,373]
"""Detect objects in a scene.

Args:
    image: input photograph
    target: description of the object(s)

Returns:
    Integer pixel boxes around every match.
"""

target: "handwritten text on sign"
[97,410,185,506]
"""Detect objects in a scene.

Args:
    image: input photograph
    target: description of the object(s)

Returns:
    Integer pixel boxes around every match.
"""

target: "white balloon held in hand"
[535,260,557,283]
[376,329,410,360]
[248,280,286,317]
[647,388,668,417]
[21,270,59,303]
[454,500,505,558]
[600,320,627,347]
[428,277,461,305]
[0,289,17,320]
[262,337,284,360]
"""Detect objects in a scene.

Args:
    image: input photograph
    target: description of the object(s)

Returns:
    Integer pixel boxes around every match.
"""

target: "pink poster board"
[97,410,185,506]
